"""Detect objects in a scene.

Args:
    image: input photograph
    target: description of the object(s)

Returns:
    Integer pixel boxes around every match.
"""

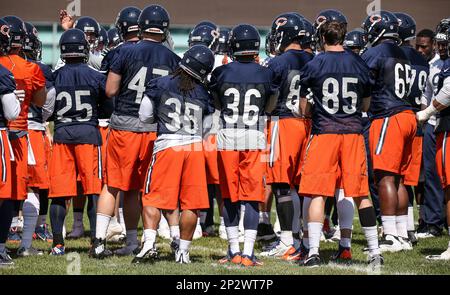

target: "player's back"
[112,40,181,118]
[53,63,105,129]
[100,40,138,73]
[301,50,371,134]
[268,49,314,118]
[401,45,429,111]
[362,40,413,119]
[210,61,275,150]
[0,54,45,130]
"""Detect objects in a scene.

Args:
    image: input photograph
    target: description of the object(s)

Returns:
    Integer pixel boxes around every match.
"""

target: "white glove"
[416,103,438,124]
[14,89,25,103]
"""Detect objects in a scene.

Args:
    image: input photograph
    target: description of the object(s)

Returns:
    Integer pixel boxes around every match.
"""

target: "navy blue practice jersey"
[300,50,371,134]
[29,60,54,124]
[52,63,106,145]
[400,46,429,111]
[362,40,413,119]
[209,61,277,131]
[110,40,181,118]
[100,40,137,74]
[145,75,214,138]
[0,64,16,127]
[268,49,314,118]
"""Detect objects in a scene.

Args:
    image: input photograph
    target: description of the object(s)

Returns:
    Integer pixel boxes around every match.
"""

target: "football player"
[0,18,21,266]
[43,28,105,255]
[344,29,367,55]
[417,19,449,239]
[106,28,121,50]
[415,29,435,62]
[133,45,215,264]
[299,12,382,267]
[99,6,142,249]
[210,24,278,267]
[362,11,417,252]
[261,13,313,261]
[22,22,54,243]
[0,15,46,256]
[91,4,181,258]
[416,25,450,260]
[97,26,108,53]
[395,12,429,245]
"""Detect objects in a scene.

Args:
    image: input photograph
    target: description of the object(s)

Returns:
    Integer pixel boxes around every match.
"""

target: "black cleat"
[132,247,159,264]
[301,254,321,267]
[407,231,418,246]
[89,238,111,259]
[368,254,384,270]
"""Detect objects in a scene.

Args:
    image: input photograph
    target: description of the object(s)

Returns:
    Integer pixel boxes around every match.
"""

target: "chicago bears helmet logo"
[275,17,288,27]
[316,15,328,26]
[0,25,10,37]
[369,14,382,24]
[211,29,220,39]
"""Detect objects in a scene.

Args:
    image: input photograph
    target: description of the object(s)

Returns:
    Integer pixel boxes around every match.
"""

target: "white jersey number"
[56,90,93,123]
[223,88,260,126]
[322,77,358,115]
[165,98,201,135]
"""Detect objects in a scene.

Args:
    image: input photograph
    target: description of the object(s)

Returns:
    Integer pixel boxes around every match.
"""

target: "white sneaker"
[175,249,191,264]
[106,221,124,242]
[398,237,413,251]
[379,234,404,253]
[193,223,203,240]
[260,240,290,257]
[67,224,84,239]
[0,250,13,266]
[17,246,43,257]
[426,248,450,260]
[219,224,227,240]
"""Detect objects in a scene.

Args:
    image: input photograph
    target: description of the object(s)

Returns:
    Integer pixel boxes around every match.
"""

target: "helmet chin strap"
[370,28,386,47]
[276,31,284,54]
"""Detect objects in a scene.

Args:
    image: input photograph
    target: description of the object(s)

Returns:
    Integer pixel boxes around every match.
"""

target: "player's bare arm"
[31,86,47,107]
[106,71,122,98]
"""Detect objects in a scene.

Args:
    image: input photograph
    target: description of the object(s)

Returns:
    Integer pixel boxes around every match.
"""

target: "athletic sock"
[73,211,83,229]
[242,229,257,257]
[95,213,111,239]
[407,206,415,232]
[226,226,240,254]
[126,229,138,245]
[136,229,156,258]
[118,207,126,234]
[280,230,293,246]
[303,237,309,249]
[50,198,67,246]
[21,192,40,249]
[381,215,397,237]
[340,237,351,248]
[170,225,180,240]
[179,239,191,252]
[396,215,408,239]
[362,226,381,256]
[307,222,323,257]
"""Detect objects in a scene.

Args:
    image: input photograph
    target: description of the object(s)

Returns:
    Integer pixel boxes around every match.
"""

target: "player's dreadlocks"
[173,67,198,95]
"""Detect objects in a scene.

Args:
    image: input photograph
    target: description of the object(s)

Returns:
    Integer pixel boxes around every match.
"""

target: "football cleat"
[114,242,140,256]
[17,246,43,257]
[407,231,418,246]
[34,224,53,242]
[0,250,14,266]
[398,237,413,251]
[175,250,191,264]
[330,245,352,263]
[416,225,442,239]
[256,223,277,242]
[301,254,321,267]
[285,244,308,262]
[368,254,384,268]
[259,240,291,257]
[218,249,242,265]
[426,248,450,261]
[240,255,263,267]
[281,246,297,260]
[106,221,124,242]
[67,224,85,239]
[219,224,228,240]
[7,227,21,243]
[132,247,159,264]
[379,235,404,253]
[50,244,65,256]
[89,238,111,259]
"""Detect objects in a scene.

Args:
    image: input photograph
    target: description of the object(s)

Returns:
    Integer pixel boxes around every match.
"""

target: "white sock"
[242,229,257,257]
[95,213,111,239]
[73,211,83,228]
[362,226,380,256]
[21,192,40,249]
[340,237,351,248]
[226,226,240,254]
[179,239,191,252]
[126,229,138,245]
[220,217,225,227]
[407,207,415,231]
[0,243,5,252]
[396,215,408,239]
[259,212,270,224]
[303,236,309,249]
[280,230,293,246]
[36,215,46,227]
[239,204,245,232]
[307,222,323,256]
[381,216,397,237]
[159,215,169,230]
[170,225,180,240]
[118,207,126,234]
[196,217,201,228]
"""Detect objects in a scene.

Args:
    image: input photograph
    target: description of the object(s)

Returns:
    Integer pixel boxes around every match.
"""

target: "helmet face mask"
[188,24,220,49]
[363,11,400,47]
[23,22,41,60]
[3,15,26,50]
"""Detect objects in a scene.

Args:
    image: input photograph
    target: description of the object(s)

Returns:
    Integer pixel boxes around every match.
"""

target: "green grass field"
[2,209,450,275]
